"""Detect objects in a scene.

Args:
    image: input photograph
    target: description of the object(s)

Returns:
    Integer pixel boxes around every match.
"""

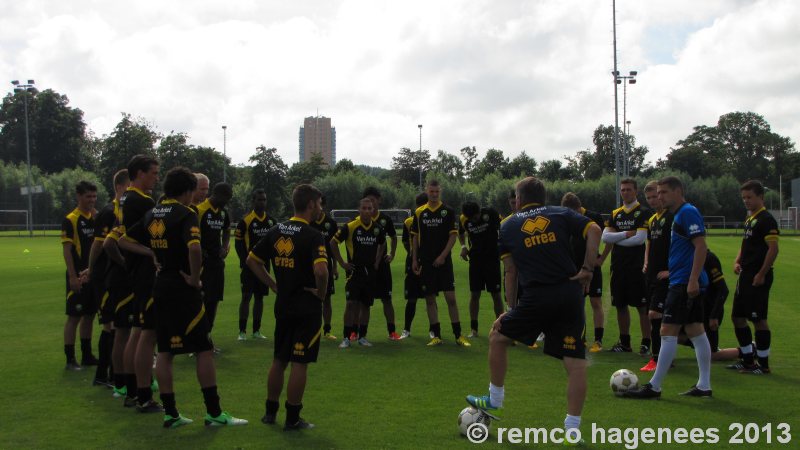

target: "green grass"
[1,236,798,449]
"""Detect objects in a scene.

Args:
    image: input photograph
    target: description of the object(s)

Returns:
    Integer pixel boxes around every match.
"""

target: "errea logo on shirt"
[521,216,550,234]
[689,224,700,233]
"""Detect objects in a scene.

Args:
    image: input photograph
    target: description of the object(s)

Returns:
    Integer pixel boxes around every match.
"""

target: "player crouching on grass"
[246,184,329,431]
[466,176,601,443]
[119,167,247,428]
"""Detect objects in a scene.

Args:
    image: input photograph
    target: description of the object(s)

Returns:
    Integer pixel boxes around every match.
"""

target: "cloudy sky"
[2,0,798,168]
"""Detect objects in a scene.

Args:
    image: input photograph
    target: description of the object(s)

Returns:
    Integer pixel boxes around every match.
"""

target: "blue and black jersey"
[668,202,708,287]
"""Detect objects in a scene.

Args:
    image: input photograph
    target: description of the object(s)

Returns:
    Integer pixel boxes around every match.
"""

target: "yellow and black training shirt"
[608,202,650,272]
[196,198,230,267]
[739,207,779,272]
[235,210,276,267]
[61,208,95,272]
[411,202,459,263]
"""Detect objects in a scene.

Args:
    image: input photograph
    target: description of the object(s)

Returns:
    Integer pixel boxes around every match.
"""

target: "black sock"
[470,320,479,332]
[387,322,396,334]
[641,337,651,349]
[202,386,222,417]
[126,373,138,399]
[161,393,178,417]
[734,326,754,364]
[238,295,250,333]
[95,330,112,380]
[137,387,153,404]
[755,329,771,369]
[650,318,662,358]
[253,296,264,333]
[114,373,126,390]
[452,322,462,339]
[108,330,116,380]
[707,329,719,353]
[343,325,351,339]
[265,399,280,417]
[404,300,417,331]
[80,338,92,359]
[594,327,604,343]
[431,323,441,338]
[65,344,76,363]
[285,401,302,425]
[359,324,368,339]
[324,323,332,334]
[620,334,631,348]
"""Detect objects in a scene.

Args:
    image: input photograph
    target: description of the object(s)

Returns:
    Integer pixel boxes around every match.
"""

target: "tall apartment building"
[298,116,336,166]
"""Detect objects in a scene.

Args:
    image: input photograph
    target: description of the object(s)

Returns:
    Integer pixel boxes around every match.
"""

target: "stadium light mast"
[221,125,227,183]
[611,0,622,206]
[418,124,423,189]
[617,71,637,176]
[11,79,36,237]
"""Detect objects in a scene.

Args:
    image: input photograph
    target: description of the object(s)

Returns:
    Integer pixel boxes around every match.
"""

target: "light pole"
[418,124,423,189]
[625,120,632,177]
[611,0,622,206]
[11,79,35,237]
[616,71,637,176]
[221,125,227,183]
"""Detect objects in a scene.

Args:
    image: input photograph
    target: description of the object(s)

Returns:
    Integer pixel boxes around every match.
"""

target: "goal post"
[0,210,31,237]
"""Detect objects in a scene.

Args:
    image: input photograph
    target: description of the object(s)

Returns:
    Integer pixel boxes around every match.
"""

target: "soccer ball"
[458,406,491,436]
[610,369,639,395]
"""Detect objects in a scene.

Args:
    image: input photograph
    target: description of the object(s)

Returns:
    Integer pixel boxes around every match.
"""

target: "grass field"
[1,235,798,449]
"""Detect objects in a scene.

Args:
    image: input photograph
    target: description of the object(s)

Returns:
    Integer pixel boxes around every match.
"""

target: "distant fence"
[330,209,411,227]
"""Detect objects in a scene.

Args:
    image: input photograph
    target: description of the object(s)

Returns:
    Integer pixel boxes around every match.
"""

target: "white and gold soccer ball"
[610,369,639,395]
[458,406,491,436]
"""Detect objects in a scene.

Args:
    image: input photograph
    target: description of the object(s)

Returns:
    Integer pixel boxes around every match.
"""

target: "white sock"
[564,414,581,440]
[756,347,770,358]
[489,383,504,408]
[741,343,753,355]
[691,333,712,391]
[649,336,678,391]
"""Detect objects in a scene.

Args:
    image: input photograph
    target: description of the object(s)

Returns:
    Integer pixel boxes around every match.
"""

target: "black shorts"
[110,286,136,329]
[154,280,213,355]
[586,267,603,298]
[274,313,322,364]
[139,295,157,330]
[421,259,455,296]
[327,262,336,297]
[131,269,155,328]
[65,274,96,317]
[93,279,114,325]
[201,265,225,303]
[610,268,647,308]
[345,271,375,306]
[662,284,705,325]
[240,267,269,296]
[404,269,424,300]
[647,278,669,313]
[732,270,772,322]
[498,282,586,360]
[468,257,502,293]
[374,260,392,300]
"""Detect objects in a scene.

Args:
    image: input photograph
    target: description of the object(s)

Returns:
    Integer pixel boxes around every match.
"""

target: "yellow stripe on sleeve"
[248,251,265,265]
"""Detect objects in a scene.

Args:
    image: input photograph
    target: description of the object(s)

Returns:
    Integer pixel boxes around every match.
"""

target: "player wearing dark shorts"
[235,189,275,341]
[625,176,713,399]
[561,192,606,352]
[61,181,99,371]
[601,178,651,354]
[363,187,400,340]
[411,180,470,347]
[458,202,503,338]
[730,180,780,374]
[330,198,387,348]
[246,184,329,430]
[310,197,339,340]
[400,193,428,339]
[640,181,673,371]
[196,183,232,336]
[122,166,247,427]
[466,177,601,442]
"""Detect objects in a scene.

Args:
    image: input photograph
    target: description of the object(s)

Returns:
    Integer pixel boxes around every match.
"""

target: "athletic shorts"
[468,257,502,293]
[201,265,225,303]
[345,270,375,306]
[65,274,96,317]
[373,260,392,300]
[662,284,705,326]
[154,280,213,355]
[110,286,136,329]
[498,282,586,360]
[647,278,669,313]
[273,313,322,364]
[327,261,336,296]
[93,279,114,324]
[586,267,603,298]
[240,267,269,296]
[131,268,155,328]
[610,268,647,308]
[404,271,424,300]
[420,259,455,296]
[139,295,157,330]
[732,270,772,322]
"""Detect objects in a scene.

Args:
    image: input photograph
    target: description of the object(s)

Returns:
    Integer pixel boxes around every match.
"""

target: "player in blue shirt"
[625,176,714,398]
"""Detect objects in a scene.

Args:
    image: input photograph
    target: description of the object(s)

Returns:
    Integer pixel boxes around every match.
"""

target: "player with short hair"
[466,176,601,443]
[121,166,247,427]
[400,192,428,339]
[196,182,232,337]
[247,184,329,430]
[640,180,673,371]
[61,180,99,371]
[331,198,387,348]
[362,187,400,340]
[601,178,652,354]
[192,173,210,207]
[561,192,606,352]
[729,179,779,374]
[235,189,276,341]
[87,169,130,385]
[624,176,713,398]
[411,180,471,347]
[309,195,339,340]
[458,201,503,337]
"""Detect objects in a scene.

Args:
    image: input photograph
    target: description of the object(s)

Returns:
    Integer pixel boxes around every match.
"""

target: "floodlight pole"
[12,79,35,237]
[418,124,423,189]
[612,0,622,206]
[617,71,637,177]
[222,125,227,183]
